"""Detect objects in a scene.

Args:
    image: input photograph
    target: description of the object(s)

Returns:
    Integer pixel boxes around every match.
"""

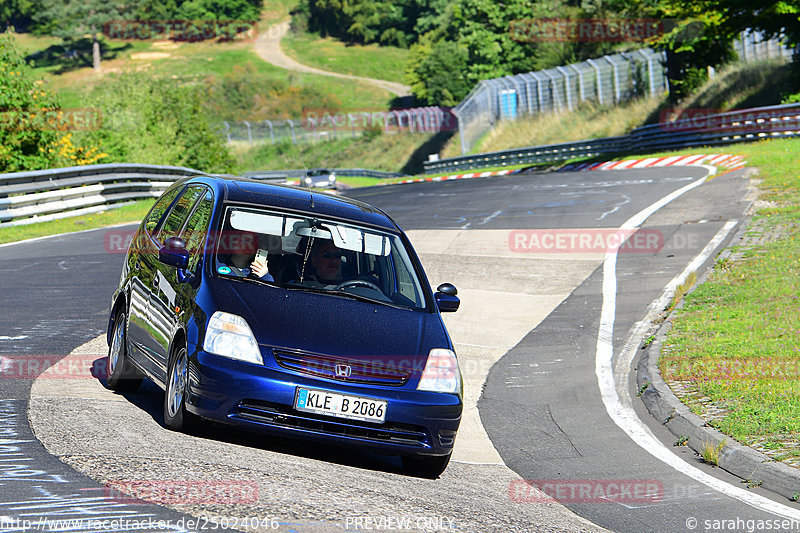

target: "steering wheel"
[334,279,382,292]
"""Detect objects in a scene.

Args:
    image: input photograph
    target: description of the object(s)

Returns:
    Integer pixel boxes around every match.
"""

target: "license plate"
[295,388,387,423]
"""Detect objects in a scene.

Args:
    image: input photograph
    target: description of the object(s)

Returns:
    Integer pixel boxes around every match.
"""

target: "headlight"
[203,312,263,365]
[417,349,461,393]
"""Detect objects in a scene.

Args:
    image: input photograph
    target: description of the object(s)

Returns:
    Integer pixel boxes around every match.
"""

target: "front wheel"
[106,309,142,392]
[402,453,451,479]
[163,344,197,432]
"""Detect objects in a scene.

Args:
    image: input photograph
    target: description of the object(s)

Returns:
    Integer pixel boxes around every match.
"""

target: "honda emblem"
[335,364,352,378]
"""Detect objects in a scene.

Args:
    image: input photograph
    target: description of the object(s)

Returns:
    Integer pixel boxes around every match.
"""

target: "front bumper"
[186,349,462,456]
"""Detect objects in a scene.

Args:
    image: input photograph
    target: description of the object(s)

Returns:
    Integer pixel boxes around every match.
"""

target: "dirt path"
[254,20,411,97]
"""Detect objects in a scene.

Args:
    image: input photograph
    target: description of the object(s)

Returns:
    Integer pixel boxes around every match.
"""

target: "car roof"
[183,175,398,231]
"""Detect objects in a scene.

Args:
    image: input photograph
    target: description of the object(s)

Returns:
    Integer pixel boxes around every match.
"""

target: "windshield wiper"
[286,284,409,310]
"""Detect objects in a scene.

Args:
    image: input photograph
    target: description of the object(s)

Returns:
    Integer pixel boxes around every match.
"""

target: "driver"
[309,240,343,285]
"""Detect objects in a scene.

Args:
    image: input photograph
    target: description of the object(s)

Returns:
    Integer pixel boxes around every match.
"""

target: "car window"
[180,189,214,272]
[144,186,182,236]
[157,186,205,243]
[215,205,428,310]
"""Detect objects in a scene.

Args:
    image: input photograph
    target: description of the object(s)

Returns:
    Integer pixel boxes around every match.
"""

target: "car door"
[148,185,209,375]
[127,185,183,367]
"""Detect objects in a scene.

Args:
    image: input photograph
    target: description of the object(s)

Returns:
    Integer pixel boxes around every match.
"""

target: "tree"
[1,0,34,29]
[33,0,128,71]
[0,31,104,172]
[405,35,471,105]
[647,0,799,101]
[79,73,235,173]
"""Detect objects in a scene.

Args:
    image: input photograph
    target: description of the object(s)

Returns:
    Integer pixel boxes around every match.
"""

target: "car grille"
[234,400,430,448]
[272,349,413,386]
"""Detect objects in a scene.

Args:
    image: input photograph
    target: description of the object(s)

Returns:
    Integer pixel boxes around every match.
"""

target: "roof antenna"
[300,152,314,208]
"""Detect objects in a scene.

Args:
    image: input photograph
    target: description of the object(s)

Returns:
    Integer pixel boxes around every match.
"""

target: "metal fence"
[424,103,800,173]
[453,32,795,155]
[453,48,668,154]
[734,31,795,62]
[220,106,457,145]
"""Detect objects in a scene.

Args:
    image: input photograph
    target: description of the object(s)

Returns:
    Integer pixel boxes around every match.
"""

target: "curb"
[380,168,523,186]
[635,195,800,501]
[561,153,747,172]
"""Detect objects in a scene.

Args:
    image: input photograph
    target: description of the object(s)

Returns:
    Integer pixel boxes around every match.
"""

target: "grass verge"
[282,30,410,83]
[233,131,443,174]
[442,96,665,158]
[657,137,800,467]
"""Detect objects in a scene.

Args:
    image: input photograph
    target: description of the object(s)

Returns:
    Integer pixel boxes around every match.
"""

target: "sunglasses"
[320,251,340,259]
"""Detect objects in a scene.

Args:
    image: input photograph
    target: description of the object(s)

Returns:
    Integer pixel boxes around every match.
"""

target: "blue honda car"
[106,175,462,477]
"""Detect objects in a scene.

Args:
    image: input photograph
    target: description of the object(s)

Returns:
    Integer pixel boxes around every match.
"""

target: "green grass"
[282,30,410,83]
[16,29,394,115]
[336,176,409,187]
[233,131,442,174]
[0,199,155,245]
[443,96,665,158]
[675,60,797,112]
[658,137,800,460]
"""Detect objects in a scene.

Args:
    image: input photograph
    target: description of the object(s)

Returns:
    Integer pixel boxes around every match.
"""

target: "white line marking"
[0,336,27,341]
[597,194,631,221]
[479,210,503,225]
[595,170,800,519]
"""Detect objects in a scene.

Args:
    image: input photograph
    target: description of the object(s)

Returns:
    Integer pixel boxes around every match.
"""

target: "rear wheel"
[402,453,451,479]
[164,344,197,432]
[106,309,142,392]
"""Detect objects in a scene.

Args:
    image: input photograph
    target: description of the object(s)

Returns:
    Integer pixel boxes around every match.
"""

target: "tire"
[163,344,197,432]
[402,453,451,479]
[106,309,142,392]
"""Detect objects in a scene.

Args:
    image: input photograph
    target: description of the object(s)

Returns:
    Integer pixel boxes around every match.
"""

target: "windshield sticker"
[217,266,232,274]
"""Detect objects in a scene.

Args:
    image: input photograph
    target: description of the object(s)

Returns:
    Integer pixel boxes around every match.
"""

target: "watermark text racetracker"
[103,20,258,42]
[510,18,666,42]
[509,479,664,504]
[104,480,258,505]
[509,228,665,254]
[0,353,107,380]
[0,108,102,132]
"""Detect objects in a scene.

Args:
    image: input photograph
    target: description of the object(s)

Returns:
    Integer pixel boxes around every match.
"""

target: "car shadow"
[93,359,410,477]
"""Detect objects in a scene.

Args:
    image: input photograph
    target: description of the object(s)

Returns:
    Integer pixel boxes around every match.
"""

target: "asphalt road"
[350,167,800,531]
[2,166,797,532]
[0,231,226,532]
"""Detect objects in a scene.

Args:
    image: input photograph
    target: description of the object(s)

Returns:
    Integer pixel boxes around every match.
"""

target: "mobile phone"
[255,248,268,264]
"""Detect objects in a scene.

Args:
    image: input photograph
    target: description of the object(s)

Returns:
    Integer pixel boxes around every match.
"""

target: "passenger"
[220,229,273,282]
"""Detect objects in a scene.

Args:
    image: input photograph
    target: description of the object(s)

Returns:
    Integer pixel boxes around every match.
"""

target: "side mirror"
[159,236,190,270]
[435,283,460,313]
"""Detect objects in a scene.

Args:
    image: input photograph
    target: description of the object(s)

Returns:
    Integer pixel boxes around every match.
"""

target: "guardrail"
[424,103,800,173]
[0,164,408,227]
[243,168,407,180]
[0,164,207,227]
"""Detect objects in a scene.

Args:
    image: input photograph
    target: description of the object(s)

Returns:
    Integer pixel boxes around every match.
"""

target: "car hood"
[211,279,449,365]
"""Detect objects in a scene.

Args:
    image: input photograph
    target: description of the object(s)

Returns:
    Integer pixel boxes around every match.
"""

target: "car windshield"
[213,205,427,310]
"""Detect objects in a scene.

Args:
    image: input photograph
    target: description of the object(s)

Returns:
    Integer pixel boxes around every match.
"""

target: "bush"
[0,30,104,172]
[202,63,341,122]
[77,73,235,173]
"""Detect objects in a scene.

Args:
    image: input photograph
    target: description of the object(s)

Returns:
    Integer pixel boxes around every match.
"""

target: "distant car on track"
[106,175,462,477]
[303,168,336,189]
